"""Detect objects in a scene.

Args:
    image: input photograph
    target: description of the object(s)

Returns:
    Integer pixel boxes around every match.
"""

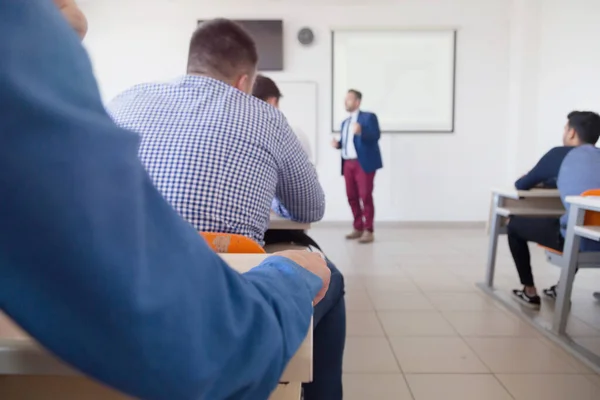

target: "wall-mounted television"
[197,20,284,71]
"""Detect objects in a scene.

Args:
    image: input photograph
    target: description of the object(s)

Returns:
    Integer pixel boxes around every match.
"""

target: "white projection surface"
[332,30,456,133]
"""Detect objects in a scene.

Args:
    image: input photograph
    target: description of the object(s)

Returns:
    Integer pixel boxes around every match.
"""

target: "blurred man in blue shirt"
[0,2,332,399]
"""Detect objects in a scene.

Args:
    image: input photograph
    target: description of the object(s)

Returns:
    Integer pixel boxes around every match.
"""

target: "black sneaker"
[512,288,541,309]
[543,285,557,299]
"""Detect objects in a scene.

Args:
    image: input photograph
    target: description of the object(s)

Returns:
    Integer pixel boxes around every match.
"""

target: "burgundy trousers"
[343,159,376,232]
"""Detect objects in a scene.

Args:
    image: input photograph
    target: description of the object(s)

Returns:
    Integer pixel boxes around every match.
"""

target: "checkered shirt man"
[107,75,325,244]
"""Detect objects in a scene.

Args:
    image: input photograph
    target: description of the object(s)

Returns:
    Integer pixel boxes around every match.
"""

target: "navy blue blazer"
[337,111,383,175]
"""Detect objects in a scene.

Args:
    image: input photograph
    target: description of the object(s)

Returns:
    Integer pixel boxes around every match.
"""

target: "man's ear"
[234,74,255,95]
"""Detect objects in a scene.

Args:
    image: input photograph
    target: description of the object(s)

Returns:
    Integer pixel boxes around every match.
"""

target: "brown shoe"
[345,230,363,240]
[358,231,374,244]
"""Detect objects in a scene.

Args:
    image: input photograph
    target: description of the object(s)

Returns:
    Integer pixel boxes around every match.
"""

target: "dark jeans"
[264,230,346,400]
[507,216,565,287]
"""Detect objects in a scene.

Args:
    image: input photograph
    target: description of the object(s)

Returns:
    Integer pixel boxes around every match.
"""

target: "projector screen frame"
[330,29,458,134]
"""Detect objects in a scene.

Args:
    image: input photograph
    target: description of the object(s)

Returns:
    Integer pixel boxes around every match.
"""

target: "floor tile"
[389,337,489,373]
[363,276,419,293]
[369,292,435,311]
[466,337,579,373]
[406,374,512,400]
[442,310,539,337]
[343,337,400,373]
[497,374,600,400]
[345,287,374,311]
[378,311,457,336]
[426,293,498,311]
[412,276,476,292]
[343,374,413,400]
[346,311,385,337]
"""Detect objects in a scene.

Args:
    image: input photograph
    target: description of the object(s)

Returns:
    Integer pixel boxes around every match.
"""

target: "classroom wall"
[535,0,600,155]
[79,0,512,222]
[506,0,600,172]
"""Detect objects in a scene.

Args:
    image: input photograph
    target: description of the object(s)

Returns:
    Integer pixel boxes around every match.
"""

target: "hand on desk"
[274,250,331,305]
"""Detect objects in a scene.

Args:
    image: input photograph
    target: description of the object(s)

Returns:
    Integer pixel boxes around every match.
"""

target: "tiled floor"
[309,226,600,400]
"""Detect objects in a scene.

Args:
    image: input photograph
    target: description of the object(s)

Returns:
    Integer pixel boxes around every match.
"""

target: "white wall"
[506,0,600,173]
[80,0,512,222]
[535,0,600,154]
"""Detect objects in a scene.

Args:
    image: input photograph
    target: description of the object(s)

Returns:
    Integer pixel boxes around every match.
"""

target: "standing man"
[332,89,382,244]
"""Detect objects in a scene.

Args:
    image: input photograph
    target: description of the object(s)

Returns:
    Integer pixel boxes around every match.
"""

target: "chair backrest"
[582,189,600,226]
[200,232,266,254]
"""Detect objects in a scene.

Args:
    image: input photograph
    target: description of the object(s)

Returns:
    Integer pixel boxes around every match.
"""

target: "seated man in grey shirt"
[509,111,600,308]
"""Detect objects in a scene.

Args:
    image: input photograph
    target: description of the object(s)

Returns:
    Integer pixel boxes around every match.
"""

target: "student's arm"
[0,2,322,400]
[272,198,293,219]
[275,122,326,223]
[515,147,573,190]
[359,113,381,143]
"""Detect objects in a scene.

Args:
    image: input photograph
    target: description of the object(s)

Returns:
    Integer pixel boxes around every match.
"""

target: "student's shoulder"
[360,110,378,118]
[232,91,291,134]
[108,82,168,109]
[543,146,575,160]
[563,144,600,162]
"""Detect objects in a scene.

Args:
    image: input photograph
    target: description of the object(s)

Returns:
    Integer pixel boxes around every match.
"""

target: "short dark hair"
[252,75,282,101]
[188,19,258,80]
[567,111,600,145]
[348,89,362,101]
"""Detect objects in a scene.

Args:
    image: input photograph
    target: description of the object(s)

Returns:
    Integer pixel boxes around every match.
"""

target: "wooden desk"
[269,213,311,231]
[0,254,311,400]
[484,188,564,288]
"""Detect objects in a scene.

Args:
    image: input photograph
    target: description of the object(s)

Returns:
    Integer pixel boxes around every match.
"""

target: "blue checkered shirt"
[107,75,325,243]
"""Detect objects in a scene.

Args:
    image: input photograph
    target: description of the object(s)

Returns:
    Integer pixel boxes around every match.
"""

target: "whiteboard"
[332,30,456,133]
[276,81,319,164]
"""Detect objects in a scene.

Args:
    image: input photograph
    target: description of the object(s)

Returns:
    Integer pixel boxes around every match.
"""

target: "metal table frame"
[479,190,600,372]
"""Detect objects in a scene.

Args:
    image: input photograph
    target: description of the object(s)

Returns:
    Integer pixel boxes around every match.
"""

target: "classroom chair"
[200,232,266,254]
[540,189,600,268]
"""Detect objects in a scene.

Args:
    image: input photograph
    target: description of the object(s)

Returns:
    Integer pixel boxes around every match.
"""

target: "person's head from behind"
[563,111,600,147]
[344,89,362,113]
[54,0,88,39]
[252,75,282,108]
[187,19,258,94]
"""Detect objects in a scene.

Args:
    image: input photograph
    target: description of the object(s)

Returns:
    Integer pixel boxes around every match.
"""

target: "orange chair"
[200,232,265,254]
[540,189,600,266]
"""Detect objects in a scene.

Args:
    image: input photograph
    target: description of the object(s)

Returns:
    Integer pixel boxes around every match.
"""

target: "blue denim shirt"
[0,2,322,399]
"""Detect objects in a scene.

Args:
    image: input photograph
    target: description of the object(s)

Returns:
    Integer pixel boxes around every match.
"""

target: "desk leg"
[485,194,502,288]
[553,205,584,335]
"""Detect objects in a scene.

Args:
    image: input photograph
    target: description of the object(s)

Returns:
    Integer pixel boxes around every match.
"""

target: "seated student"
[252,75,314,164]
[509,111,600,308]
[108,19,345,400]
[251,75,322,250]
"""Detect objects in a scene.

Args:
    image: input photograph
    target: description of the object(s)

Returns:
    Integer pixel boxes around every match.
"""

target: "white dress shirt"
[342,110,359,160]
